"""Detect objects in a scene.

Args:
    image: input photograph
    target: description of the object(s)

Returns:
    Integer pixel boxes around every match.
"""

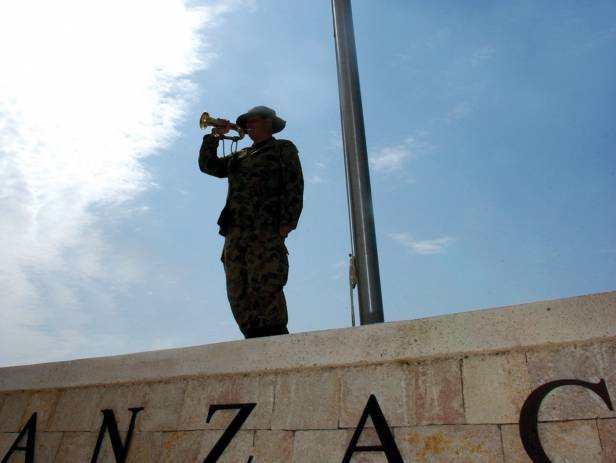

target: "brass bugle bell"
[199,112,245,141]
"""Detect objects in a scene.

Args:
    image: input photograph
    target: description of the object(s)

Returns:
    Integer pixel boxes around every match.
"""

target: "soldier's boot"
[244,324,289,339]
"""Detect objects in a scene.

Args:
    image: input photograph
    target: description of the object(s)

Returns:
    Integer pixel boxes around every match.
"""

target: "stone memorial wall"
[0,291,615,462]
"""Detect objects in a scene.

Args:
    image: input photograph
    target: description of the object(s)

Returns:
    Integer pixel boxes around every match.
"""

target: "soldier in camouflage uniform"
[198,106,303,338]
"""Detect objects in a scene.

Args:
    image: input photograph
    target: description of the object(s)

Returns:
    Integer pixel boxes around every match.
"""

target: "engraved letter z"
[202,403,256,463]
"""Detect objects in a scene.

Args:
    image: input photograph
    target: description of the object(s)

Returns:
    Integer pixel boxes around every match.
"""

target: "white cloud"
[310,175,326,184]
[327,130,343,150]
[369,145,410,173]
[470,45,496,65]
[330,260,347,281]
[389,232,455,255]
[0,0,247,366]
[369,137,433,173]
[446,103,471,123]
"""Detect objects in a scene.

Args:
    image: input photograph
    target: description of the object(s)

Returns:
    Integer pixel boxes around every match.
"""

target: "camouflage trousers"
[221,228,289,337]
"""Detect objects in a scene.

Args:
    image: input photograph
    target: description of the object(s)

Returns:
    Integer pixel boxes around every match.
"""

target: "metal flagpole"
[331,0,384,324]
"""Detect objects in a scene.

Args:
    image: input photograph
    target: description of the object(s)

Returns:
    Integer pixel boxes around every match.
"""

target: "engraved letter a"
[342,395,403,463]
[1,412,37,463]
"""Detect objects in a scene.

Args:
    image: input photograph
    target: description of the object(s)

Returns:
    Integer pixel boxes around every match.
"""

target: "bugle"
[199,112,245,141]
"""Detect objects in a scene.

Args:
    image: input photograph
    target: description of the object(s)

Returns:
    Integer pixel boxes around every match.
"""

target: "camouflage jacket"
[199,134,304,236]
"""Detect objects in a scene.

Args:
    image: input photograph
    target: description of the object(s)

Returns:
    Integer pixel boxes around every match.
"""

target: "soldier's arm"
[279,141,304,230]
[198,134,230,178]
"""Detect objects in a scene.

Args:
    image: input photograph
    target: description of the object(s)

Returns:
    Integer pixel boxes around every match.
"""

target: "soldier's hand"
[279,224,293,237]
[213,119,231,136]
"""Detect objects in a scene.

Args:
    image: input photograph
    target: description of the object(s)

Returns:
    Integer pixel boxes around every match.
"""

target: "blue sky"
[1,0,614,366]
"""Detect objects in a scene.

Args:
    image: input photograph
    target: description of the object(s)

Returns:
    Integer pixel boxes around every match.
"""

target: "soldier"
[198,106,304,338]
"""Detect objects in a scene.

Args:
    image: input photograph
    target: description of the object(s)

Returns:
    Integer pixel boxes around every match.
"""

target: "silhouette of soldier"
[199,106,303,338]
